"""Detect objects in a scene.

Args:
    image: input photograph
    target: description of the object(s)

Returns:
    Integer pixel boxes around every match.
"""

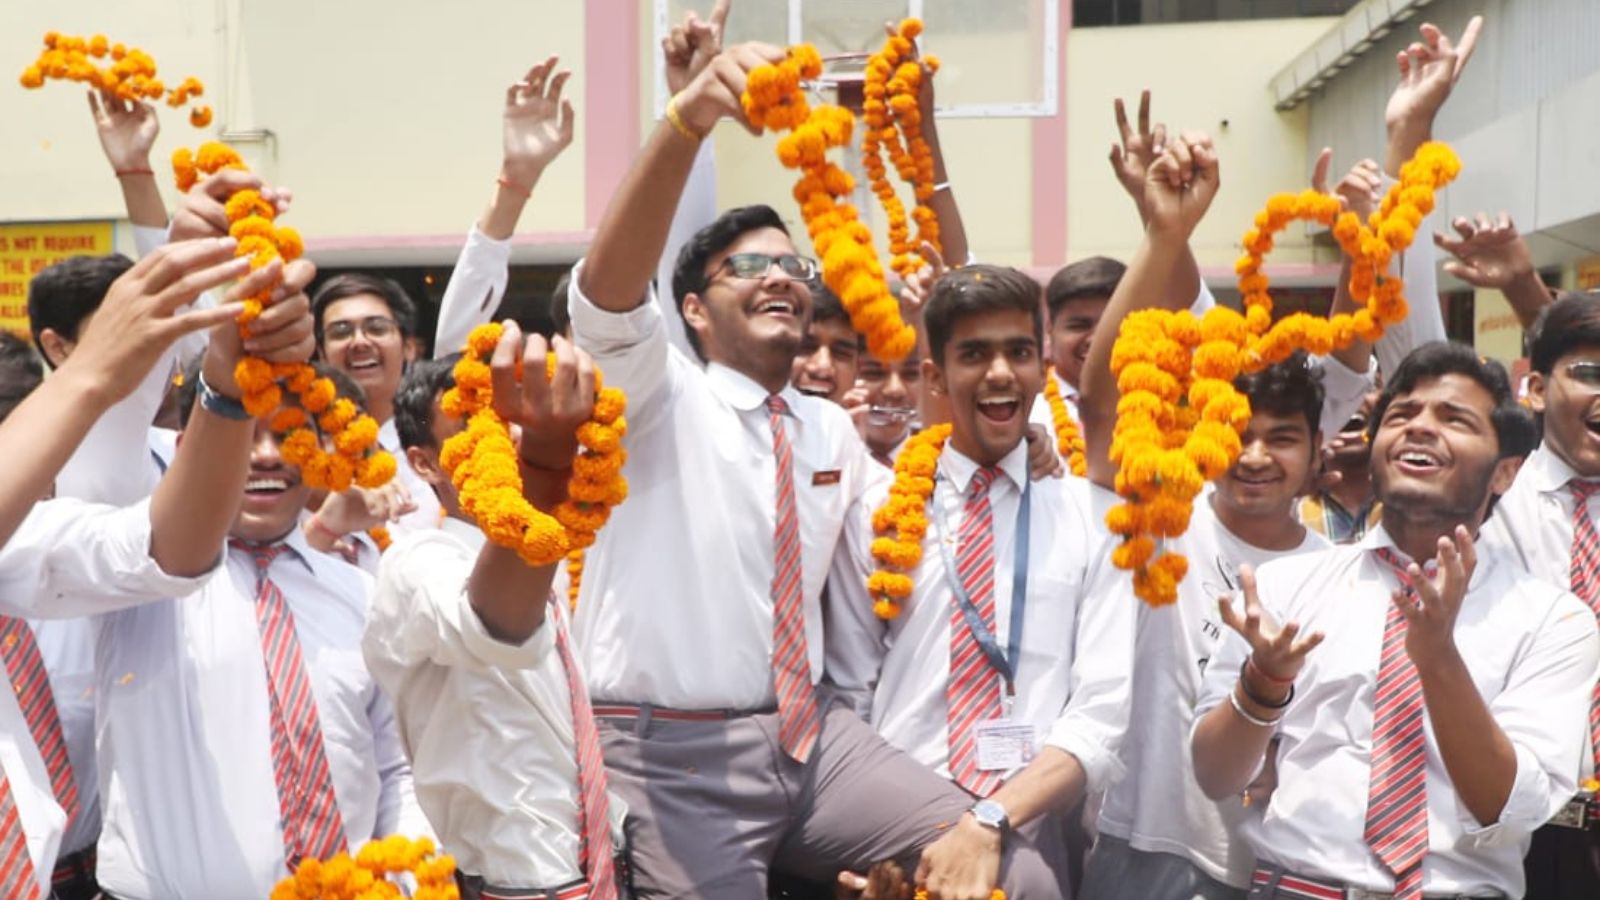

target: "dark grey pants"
[598,702,1062,899]
[1080,834,1245,900]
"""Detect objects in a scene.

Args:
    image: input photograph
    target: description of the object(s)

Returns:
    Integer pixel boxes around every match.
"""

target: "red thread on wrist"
[1247,656,1294,686]
[306,514,342,542]
[496,175,532,198]
[115,167,154,177]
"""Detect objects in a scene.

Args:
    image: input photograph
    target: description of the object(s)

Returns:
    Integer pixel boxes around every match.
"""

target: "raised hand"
[664,0,731,95]
[88,89,160,172]
[170,169,292,242]
[1384,16,1482,171]
[502,57,576,188]
[1218,565,1323,684]
[489,323,597,471]
[1396,525,1476,664]
[1310,148,1383,222]
[201,256,318,398]
[674,42,787,137]
[1143,130,1220,240]
[1109,90,1167,222]
[314,481,418,540]
[899,241,948,318]
[1435,213,1535,290]
[1025,423,1065,481]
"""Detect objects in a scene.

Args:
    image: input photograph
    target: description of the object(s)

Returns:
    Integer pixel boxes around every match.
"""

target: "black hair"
[394,354,461,451]
[811,281,850,327]
[1528,291,1600,375]
[311,273,420,344]
[27,254,135,357]
[670,204,790,362]
[0,331,43,423]
[1367,341,1538,460]
[1233,351,1324,435]
[1045,256,1125,322]
[923,265,1043,364]
[176,355,367,430]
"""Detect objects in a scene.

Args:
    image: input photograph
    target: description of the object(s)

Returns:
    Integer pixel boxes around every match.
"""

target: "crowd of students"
[0,6,1597,900]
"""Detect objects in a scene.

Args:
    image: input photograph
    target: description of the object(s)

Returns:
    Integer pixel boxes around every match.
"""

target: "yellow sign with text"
[0,221,114,338]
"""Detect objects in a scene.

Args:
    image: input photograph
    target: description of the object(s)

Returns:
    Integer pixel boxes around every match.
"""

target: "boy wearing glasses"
[1481,291,1600,899]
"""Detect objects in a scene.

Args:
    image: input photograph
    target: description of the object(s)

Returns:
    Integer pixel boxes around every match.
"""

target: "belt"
[1250,867,1503,900]
[1548,793,1600,831]
[457,873,593,900]
[52,845,96,884]
[590,702,775,722]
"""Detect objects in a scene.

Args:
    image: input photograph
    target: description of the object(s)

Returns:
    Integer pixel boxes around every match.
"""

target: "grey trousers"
[597,702,1062,899]
[1079,834,1245,900]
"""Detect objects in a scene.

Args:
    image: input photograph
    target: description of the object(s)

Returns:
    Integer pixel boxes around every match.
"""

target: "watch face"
[973,799,1006,827]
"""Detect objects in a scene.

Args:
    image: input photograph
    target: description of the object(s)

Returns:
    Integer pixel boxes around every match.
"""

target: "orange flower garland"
[1042,367,1087,476]
[867,422,952,619]
[1107,142,1461,605]
[439,324,629,571]
[175,141,395,493]
[862,19,942,280]
[270,835,456,900]
[742,45,917,361]
[20,31,211,127]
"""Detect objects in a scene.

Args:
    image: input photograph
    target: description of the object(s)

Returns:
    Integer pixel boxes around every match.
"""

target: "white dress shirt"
[827,442,1133,791]
[1481,443,1587,587]
[435,225,515,359]
[380,417,442,536]
[1194,527,1600,898]
[1097,494,1328,888]
[566,263,888,709]
[364,517,626,887]
[91,526,428,900]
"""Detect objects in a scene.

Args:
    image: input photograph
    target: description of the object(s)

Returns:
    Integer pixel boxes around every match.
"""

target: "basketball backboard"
[652,0,1060,118]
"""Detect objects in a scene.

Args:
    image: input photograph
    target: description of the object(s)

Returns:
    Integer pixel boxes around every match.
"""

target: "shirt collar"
[440,514,488,552]
[705,362,802,414]
[1526,443,1584,494]
[1355,523,1486,589]
[232,522,324,578]
[940,439,1029,496]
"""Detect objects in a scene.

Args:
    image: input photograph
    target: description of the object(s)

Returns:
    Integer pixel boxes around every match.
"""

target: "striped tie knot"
[1373,546,1435,593]
[232,539,293,573]
[968,466,1000,500]
[765,394,791,418]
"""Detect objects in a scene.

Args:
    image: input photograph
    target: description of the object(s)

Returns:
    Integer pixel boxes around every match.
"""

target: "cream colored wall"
[1062,18,1334,273]
[1,1,589,259]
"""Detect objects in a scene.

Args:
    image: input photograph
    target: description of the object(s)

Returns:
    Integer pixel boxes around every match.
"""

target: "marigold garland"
[867,422,951,619]
[440,324,629,573]
[1042,367,1087,477]
[20,31,211,127]
[269,835,457,900]
[862,19,942,280]
[1107,142,1461,606]
[175,140,395,494]
[741,42,917,361]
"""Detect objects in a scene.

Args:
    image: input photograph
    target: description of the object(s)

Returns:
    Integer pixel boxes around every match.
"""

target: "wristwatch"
[969,798,1010,834]
[198,373,251,421]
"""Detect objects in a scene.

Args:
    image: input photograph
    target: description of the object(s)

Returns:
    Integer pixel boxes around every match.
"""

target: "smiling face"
[1213,409,1318,524]
[232,418,314,544]
[682,227,814,390]
[1529,347,1600,478]
[858,349,923,455]
[790,316,860,404]
[1371,373,1519,523]
[928,308,1044,466]
[321,293,408,419]
[1048,295,1107,392]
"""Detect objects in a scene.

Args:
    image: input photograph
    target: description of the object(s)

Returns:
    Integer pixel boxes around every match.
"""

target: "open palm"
[503,57,575,184]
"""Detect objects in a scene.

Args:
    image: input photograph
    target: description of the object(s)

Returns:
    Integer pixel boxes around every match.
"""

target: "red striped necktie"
[0,764,40,899]
[233,540,348,868]
[765,395,821,763]
[947,466,1004,797]
[548,601,618,899]
[1368,547,1430,900]
[1567,479,1600,769]
[0,618,77,827]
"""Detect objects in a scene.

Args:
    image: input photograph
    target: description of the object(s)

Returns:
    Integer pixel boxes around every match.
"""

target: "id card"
[975,719,1035,771]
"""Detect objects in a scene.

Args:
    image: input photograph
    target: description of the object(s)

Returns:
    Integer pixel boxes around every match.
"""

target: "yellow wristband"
[665,96,703,143]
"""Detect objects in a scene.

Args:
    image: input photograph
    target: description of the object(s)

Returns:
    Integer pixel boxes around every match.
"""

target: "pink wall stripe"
[306,230,595,253]
[1029,2,1071,270]
[584,0,642,228]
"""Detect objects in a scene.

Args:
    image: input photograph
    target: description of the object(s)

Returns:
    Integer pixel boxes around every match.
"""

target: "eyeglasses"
[323,316,400,343]
[1566,361,1600,388]
[714,253,818,282]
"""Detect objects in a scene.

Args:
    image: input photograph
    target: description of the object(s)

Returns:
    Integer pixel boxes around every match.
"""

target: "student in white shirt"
[1027,256,1122,439]
[1069,131,1334,900]
[1193,341,1594,900]
[1480,291,1600,898]
[568,41,1058,899]
[365,344,628,898]
[790,287,863,406]
[827,265,1134,896]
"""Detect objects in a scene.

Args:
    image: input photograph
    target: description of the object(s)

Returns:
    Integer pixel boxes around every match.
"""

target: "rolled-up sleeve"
[366,533,555,673]
[567,258,677,412]
[1456,593,1600,847]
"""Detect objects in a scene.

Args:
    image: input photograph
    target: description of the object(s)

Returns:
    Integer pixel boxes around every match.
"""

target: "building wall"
[1,1,1329,283]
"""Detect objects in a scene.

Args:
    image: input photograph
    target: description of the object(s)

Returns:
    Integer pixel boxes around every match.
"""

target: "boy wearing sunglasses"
[1481,290,1600,898]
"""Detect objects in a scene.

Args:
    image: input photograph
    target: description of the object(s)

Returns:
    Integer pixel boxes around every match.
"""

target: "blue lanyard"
[933,473,1031,699]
